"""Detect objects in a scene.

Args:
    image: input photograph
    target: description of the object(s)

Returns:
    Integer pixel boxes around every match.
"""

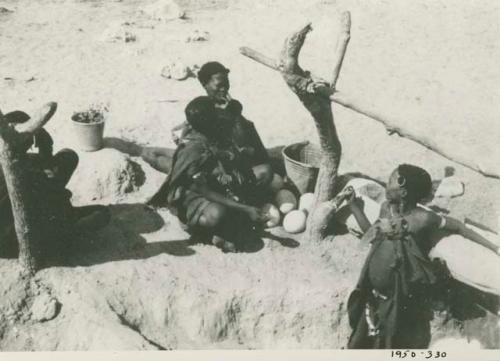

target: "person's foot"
[212,235,236,253]
[187,231,212,245]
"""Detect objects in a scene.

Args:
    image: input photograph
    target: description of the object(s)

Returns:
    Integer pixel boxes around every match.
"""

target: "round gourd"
[299,192,315,214]
[283,210,307,234]
[262,203,281,228]
[274,189,297,214]
[269,173,285,193]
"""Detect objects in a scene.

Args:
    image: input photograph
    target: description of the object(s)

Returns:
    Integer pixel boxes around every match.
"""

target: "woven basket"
[282,141,321,194]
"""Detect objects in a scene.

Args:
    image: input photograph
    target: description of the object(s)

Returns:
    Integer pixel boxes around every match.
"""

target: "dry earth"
[0,0,499,350]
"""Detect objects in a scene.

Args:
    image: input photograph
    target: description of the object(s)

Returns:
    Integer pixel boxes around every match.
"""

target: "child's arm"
[34,128,53,163]
[444,216,500,254]
[346,191,372,233]
[425,211,500,254]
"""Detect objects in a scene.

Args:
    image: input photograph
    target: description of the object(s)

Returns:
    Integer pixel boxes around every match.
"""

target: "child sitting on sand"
[345,164,499,349]
[149,96,269,252]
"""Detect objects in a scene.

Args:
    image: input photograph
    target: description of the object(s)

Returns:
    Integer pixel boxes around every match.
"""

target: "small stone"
[161,61,192,81]
[100,22,137,43]
[0,7,13,14]
[185,30,209,42]
[434,176,465,198]
[30,293,60,322]
[141,0,185,22]
[124,32,137,43]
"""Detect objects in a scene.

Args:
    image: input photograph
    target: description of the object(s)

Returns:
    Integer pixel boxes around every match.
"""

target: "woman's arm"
[191,181,267,223]
[141,147,175,174]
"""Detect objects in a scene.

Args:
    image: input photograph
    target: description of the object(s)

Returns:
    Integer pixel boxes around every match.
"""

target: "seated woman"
[171,61,273,190]
[0,110,110,257]
[345,164,498,349]
[149,96,269,252]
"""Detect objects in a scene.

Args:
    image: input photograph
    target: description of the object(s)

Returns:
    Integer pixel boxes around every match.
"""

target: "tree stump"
[0,102,57,274]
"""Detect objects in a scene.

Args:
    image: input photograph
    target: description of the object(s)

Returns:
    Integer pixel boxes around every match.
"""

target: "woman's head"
[197,61,230,102]
[386,164,432,204]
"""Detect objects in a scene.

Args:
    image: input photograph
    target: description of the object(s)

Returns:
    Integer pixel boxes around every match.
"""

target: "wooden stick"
[330,12,351,89]
[239,47,500,180]
[240,47,278,71]
[330,92,500,179]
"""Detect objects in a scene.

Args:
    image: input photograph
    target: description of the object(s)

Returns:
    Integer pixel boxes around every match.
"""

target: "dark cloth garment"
[0,148,79,255]
[347,216,438,349]
[215,101,269,166]
[148,130,257,227]
[172,100,269,167]
[0,168,16,251]
[149,131,216,210]
[231,115,269,167]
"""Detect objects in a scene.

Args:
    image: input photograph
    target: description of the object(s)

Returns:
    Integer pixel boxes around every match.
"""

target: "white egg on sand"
[299,192,315,214]
[262,203,281,228]
[275,189,297,214]
[283,210,307,234]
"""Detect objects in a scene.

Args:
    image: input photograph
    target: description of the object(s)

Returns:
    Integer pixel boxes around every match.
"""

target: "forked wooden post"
[240,12,499,241]
[0,102,57,274]
[240,16,499,180]
[275,13,351,241]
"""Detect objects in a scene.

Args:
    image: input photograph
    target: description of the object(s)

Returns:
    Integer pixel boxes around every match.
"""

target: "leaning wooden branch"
[240,43,499,180]
[330,12,351,89]
[0,102,57,274]
[278,16,350,241]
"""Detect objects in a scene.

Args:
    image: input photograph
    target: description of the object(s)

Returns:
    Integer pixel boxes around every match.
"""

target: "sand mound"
[160,61,194,81]
[68,149,145,204]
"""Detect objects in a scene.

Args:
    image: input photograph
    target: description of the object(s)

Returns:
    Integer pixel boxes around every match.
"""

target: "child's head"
[185,96,230,141]
[197,61,230,102]
[386,164,432,204]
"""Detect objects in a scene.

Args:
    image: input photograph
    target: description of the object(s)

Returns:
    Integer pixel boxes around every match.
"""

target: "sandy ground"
[0,0,499,351]
[0,0,498,219]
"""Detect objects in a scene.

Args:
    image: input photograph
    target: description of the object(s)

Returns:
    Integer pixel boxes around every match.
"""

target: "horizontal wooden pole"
[239,46,499,180]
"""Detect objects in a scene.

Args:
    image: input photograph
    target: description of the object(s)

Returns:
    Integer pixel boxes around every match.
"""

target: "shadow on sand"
[48,203,298,266]
[48,203,196,267]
